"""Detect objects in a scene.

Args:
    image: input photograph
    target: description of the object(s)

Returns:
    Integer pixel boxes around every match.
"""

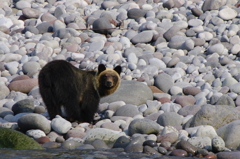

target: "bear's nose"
[106,81,112,87]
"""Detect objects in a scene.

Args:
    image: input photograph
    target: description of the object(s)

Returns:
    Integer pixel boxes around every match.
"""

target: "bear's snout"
[105,81,113,87]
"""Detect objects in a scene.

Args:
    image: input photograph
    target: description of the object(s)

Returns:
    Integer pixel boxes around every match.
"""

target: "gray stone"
[83,128,126,145]
[92,17,114,35]
[100,80,153,105]
[18,113,51,134]
[131,31,153,44]
[207,43,225,55]
[0,107,13,118]
[52,28,80,39]
[219,7,237,20]
[22,61,40,75]
[217,120,240,149]
[91,139,109,149]
[114,104,139,117]
[201,0,226,12]
[168,35,189,49]
[187,136,212,151]
[216,95,235,107]
[229,82,240,94]
[157,112,182,127]
[51,116,72,134]
[113,136,130,148]
[187,104,240,129]
[212,136,226,152]
[15,1,31,10]
[127,8,147,20]
[128,118,161,136]
[22,26,39,34]
[178,105,201,117]
[154,73,174,93]
[36,22,53,34]
[12,99,34,115]
[22,8,41,19]
[217,151,240,158]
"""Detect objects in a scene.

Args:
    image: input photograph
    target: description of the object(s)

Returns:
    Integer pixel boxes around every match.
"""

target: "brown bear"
[38,60,121,123]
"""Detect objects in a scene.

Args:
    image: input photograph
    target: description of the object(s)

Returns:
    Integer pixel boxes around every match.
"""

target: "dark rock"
[92,17,114,35]
[18,113,51,134]
[127,8,147,20]
[143,140,158,147]
[112,136,130,148]
[176,140,197,155]
[143,145,162,156]
[36,22,53,34]
[12,99,34,115]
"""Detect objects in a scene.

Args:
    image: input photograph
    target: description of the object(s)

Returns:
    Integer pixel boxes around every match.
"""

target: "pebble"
[51,116,72,134]
[131,31,153,44]
[217,120,240,149]
[218,7,237,20]
[154,73,174,93]
[157,112,183,127]
[12,99,34,115]
[170,149,188,157]
[26,129,46,139]
[8,78,38,93]
[0,107,13,118]
[18,113,51,134]
[128,118,161,136]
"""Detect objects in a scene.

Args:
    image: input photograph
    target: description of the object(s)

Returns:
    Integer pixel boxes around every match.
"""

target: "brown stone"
[8,78,38,93]
[149,86,164,93]
[174,95,196,107]
[170,149,188,157]
[183,86,201,96]
[65,129,85,139]
[176,140,197,155]
[11,75,30,82]
[158,97,171,104]
[35,136,50,144]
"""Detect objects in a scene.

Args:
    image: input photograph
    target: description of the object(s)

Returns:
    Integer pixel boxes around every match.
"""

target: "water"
[0,148,194,159]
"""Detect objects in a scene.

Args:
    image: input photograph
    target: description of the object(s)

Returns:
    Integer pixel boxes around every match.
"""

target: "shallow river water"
[0,148,196,159]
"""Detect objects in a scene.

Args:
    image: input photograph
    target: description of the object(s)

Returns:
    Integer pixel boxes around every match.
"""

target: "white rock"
[127,52,138,64]
[219,7,237,20]
[83,128,127,144]
[194,125,218,139]
[51,115,72,134]
[188,136,212,151]
[26,129,46,139]
[149,58,166,69]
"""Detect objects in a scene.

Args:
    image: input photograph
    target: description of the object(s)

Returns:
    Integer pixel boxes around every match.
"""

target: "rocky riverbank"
[1,0,240,158]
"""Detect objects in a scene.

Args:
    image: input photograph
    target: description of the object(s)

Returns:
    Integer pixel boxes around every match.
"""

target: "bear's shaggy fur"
[38,60,121,122]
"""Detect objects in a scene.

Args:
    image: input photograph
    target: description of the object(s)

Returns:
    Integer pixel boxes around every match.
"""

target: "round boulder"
[128,118,161,136]
[100,80,153,105]
[18,113,51,134]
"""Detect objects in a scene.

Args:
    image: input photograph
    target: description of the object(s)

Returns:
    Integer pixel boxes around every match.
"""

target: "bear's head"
[97,64,122,96]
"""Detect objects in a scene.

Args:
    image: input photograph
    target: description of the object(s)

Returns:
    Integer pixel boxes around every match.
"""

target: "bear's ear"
[114,65,122,75]
[98,64,106,74]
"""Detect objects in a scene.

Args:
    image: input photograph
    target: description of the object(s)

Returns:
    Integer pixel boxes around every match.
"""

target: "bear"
[38,60,121,123]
